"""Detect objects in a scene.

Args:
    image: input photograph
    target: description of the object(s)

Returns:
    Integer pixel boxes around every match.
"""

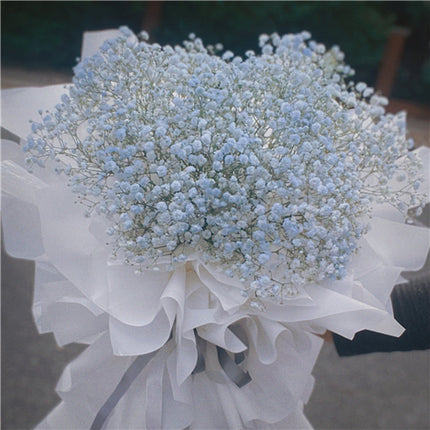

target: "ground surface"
[2,68,429,430]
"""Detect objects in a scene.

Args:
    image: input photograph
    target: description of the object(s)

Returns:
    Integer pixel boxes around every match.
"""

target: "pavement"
[1,68,429,430]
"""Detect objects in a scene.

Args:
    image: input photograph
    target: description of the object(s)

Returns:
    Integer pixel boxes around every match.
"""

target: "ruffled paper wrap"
[2,30,429,430]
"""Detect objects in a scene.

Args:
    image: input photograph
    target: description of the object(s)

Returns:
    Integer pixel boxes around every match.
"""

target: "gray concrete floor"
[1,68,430,430]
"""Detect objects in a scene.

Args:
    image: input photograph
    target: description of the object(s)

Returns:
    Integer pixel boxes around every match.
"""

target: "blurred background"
[2,1,429,429]
[1,1,430,104]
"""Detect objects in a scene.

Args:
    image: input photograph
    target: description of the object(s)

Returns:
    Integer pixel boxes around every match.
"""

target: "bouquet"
[2,27,429,429]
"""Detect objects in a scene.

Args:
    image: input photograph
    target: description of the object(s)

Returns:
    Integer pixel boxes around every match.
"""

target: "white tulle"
[1,30,429,430]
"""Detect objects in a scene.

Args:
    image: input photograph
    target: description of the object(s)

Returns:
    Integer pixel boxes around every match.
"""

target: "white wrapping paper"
[1,30,429,429]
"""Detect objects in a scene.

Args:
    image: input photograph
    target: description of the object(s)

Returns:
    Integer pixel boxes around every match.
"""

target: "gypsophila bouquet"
[24,26,424,306]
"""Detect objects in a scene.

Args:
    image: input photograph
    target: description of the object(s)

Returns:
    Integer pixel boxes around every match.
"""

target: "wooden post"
[375,26,410,97]
[142,1,164,40]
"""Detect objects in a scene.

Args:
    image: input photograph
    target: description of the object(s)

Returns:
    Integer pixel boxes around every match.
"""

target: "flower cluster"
[25,27,424,304]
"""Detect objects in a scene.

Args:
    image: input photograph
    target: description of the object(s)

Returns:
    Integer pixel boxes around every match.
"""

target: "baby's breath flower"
[25,28,424,303]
